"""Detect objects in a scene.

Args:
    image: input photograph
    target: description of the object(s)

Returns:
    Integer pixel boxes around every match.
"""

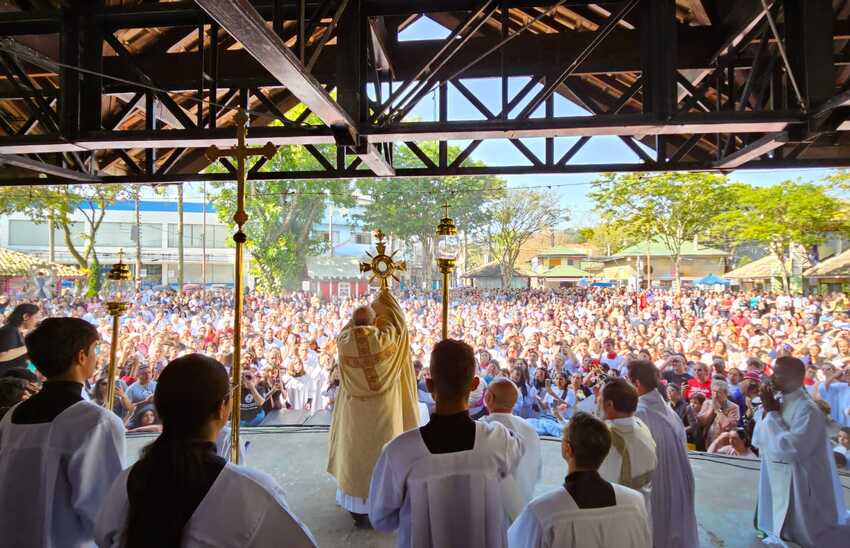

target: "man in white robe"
[752,356,850,547]
[481,376,543,521]
[627,359,699,548]
[597,378,657,524]
[0,318,126,548]
[508,412,651,548]
[368,339,524,548]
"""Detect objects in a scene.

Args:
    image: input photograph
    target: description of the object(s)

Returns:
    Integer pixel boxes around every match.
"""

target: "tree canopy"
[590,172,732,283]
[482,189,565,288]
[714,180,848,291]
[0,184,123,295]
[355,142,506,283]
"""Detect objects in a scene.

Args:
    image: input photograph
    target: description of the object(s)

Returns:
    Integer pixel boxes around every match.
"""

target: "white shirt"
[368,421,523,548]
[818,381,850,428]
[481,413,543,521]
[507,483,651,548]
[752,388,850,547]
[95,463,317,547]
[0,401,126,548]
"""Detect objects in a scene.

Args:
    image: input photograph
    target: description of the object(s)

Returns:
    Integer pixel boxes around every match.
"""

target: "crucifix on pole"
[205,108,276,464]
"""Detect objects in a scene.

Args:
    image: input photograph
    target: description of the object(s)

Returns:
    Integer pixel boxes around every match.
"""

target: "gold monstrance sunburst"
[360,230,406,290]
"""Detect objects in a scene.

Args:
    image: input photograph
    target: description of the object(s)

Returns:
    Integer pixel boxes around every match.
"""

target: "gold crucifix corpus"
[205,108,276,464]
[360,229,406,290]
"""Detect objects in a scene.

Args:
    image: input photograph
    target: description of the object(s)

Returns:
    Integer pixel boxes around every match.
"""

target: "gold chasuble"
[327,288,419,499]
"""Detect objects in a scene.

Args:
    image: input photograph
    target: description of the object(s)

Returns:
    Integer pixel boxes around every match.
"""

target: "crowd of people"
[0,285,849,464]
[0,283,849,547]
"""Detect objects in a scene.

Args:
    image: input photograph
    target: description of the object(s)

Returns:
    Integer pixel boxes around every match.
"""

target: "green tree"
[355,142,506,285]
[736,255,753,268]
[715,181,847,292]
[0,184,122,295]
[482,189,565,288]
[209,148,354,290]
[589,172,732,285]
[575,223,632,256]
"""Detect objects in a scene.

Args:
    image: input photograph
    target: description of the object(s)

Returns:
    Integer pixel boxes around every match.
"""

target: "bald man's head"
[352,305,376,326]
[484,376,518,413]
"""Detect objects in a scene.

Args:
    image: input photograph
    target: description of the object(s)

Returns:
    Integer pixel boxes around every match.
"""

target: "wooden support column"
[784,0,834,111]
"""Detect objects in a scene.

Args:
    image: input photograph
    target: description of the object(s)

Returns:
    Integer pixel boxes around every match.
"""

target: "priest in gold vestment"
[327,288,419,527]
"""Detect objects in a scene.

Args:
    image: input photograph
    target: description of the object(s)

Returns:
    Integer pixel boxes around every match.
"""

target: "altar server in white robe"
[508,412,651,548]
[597,378,657,523]
[752,356,850,547]
[368,339,524,548]
[481,376,543,521]
[95,354,316,548]
[0,318,125,548]
[627,360,699,548]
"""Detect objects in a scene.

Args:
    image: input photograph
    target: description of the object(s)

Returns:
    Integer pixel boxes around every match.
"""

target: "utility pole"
[47,214,55,263]
[202,181,207,295]
[177,184,185,295]
[326,188,334,256]
[134,185,142,291]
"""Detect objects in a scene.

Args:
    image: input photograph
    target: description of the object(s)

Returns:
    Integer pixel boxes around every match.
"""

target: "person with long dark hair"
[95,353,316,547]
[0,303,40,372]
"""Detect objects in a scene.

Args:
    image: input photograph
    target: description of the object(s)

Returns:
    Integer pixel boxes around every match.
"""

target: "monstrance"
[360,230,406,290]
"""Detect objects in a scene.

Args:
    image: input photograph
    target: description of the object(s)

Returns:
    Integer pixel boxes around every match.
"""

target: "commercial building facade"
[0,200,235,287]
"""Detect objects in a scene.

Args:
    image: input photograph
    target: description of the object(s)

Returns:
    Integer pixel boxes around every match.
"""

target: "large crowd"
[0,285,849,465]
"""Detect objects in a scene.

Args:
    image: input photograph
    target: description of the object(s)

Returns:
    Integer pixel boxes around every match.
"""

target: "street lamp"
[101,250,133,413]
[435,202,459,340]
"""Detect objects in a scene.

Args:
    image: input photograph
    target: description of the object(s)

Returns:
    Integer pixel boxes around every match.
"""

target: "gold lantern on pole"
[435,203,459,340]
[100,250,133,412]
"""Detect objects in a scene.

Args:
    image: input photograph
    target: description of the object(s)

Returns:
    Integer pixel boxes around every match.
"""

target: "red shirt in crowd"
[684,377,712,400]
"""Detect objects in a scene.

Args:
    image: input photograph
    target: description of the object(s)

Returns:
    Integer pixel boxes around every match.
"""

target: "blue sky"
[180,16,836,226]
[395,16,836,226]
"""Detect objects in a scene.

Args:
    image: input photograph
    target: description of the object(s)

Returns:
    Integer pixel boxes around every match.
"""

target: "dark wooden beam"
[0,153,100,181]
[0,111,798,154]
[195,0,394,175]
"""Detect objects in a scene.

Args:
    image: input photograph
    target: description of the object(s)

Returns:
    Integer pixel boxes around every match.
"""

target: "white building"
[0,200,235,287]
[311,202,376,259]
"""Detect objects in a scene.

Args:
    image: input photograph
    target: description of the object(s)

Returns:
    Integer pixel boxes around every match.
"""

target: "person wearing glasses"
[95,354,317,547]
[92,375,135,423]
[0,317,126,548]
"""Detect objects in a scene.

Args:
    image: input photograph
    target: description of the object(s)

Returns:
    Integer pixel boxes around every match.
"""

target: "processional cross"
[205,108,276,464]
[360,230,406,290]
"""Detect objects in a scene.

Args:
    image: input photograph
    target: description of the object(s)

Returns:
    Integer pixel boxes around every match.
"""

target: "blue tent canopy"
[695,273,731,285]
[592,281,613,287]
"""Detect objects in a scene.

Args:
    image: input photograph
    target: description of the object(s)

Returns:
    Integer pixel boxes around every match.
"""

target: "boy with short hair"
[508,412,651,548]
[368,339,524,548]
[0,317,126,548]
